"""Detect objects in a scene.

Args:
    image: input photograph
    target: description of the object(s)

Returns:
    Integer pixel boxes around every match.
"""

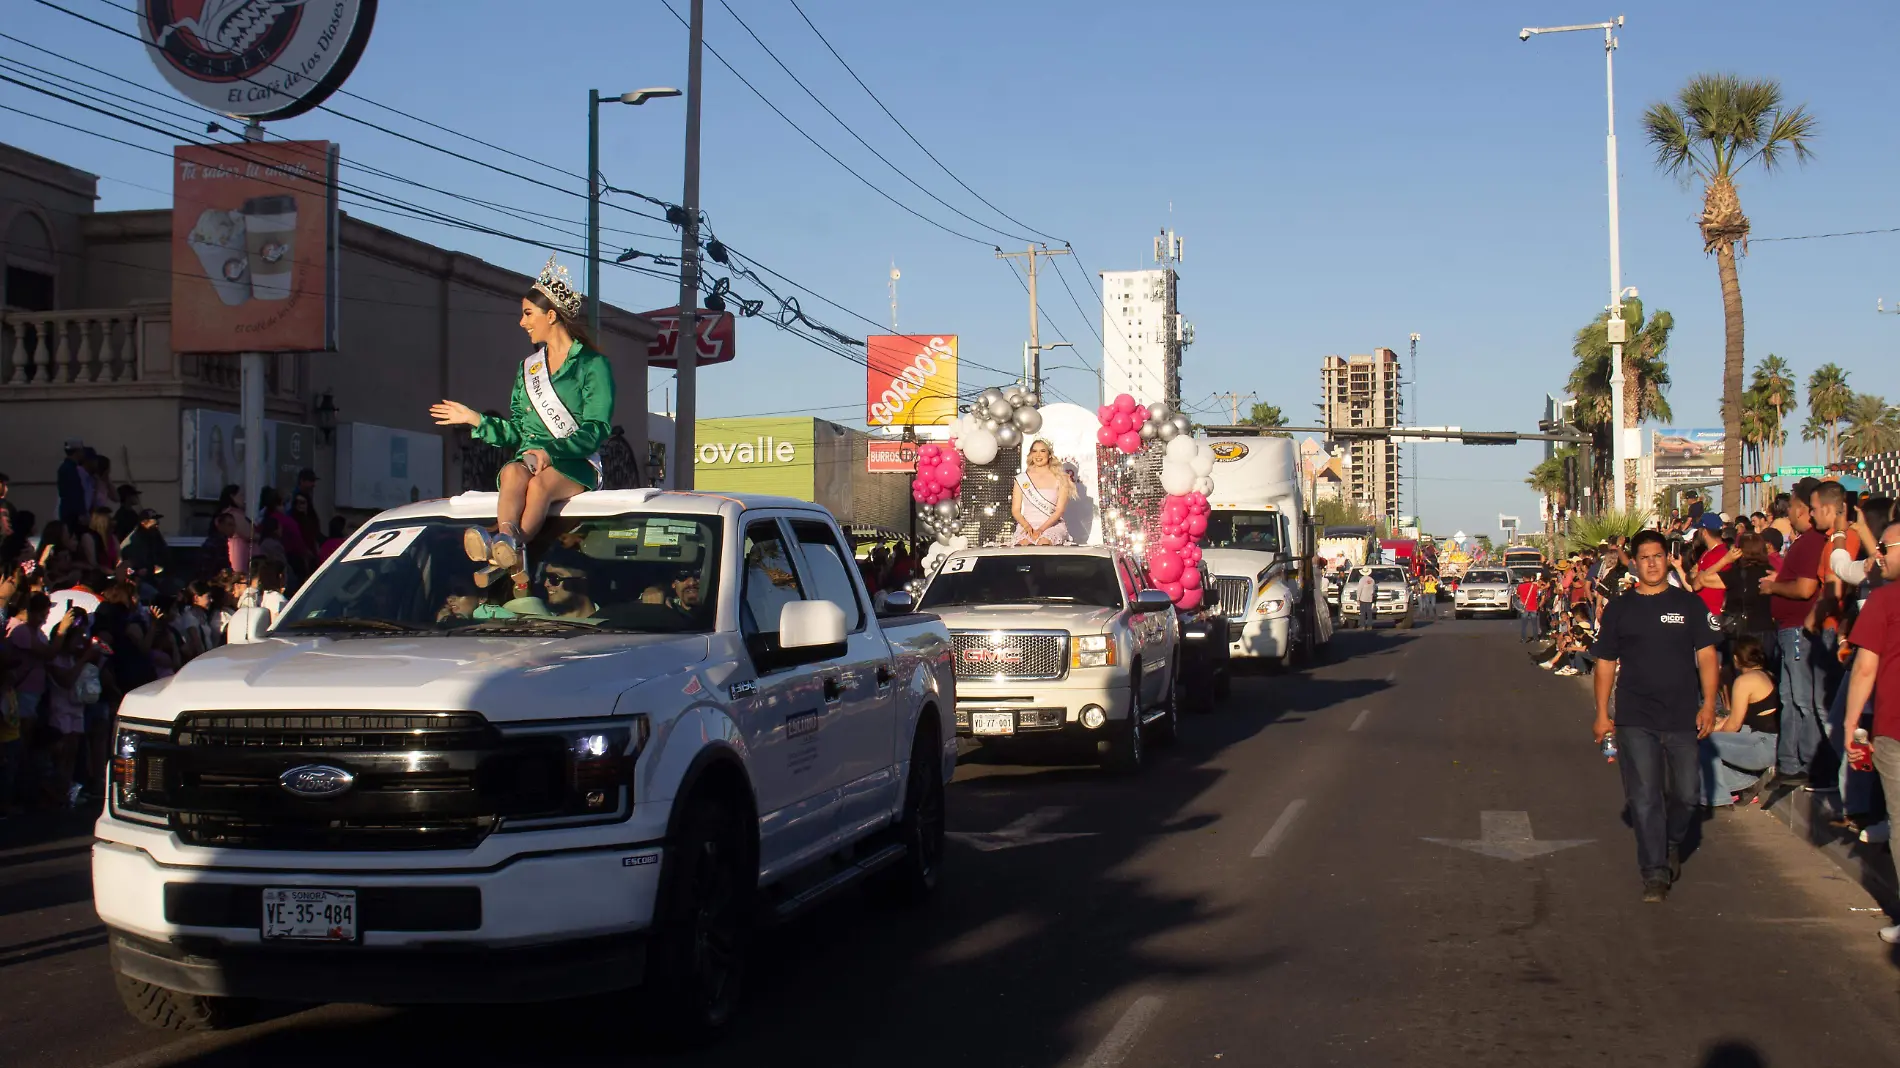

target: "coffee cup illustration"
[242,195,297,301]
[188,209,250,306]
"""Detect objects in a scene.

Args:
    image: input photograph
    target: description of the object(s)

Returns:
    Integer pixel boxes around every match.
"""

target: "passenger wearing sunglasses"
[542,551,601,621]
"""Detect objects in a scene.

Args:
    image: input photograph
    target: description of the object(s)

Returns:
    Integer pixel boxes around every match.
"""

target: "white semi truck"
[1197,436,1333,669]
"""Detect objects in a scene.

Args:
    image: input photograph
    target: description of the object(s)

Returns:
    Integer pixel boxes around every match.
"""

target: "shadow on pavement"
[1698,1041,1767,1067]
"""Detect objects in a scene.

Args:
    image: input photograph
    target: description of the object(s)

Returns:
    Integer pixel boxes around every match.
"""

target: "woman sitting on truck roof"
[429,256,616,593]
[1011,439,1073,546]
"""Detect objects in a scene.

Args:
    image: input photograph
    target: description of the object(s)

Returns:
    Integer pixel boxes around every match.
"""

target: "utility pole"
[996,244,1070,397]
[889,263,900,331]
[673,0,704,491]
[1214,391,1257,424]
[1408,332,1420,528]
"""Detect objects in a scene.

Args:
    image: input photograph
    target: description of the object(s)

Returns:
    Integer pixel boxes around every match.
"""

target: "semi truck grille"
[1214,577,1252,618]
[951,632,1068,680]
[135,712,571,851]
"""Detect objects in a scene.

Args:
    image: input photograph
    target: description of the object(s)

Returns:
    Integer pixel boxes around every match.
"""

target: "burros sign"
[866,335,958,428]
[139,1,378,121]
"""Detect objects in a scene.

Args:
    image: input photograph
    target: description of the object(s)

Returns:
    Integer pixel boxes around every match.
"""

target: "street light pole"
[1522,16,1628,511]
[674,0,705,491]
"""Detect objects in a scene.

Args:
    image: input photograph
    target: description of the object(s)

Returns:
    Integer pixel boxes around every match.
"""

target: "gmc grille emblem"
[962,648,1024,665]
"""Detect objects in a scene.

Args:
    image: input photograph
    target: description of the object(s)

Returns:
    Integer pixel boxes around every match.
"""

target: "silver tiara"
[532,255,583,318]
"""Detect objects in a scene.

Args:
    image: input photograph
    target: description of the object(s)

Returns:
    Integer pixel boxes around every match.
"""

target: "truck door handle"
[876,665,893,686]
[824,677,843,703]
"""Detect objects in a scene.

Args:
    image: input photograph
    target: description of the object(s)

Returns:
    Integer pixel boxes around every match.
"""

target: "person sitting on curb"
[1699,634,1779,808]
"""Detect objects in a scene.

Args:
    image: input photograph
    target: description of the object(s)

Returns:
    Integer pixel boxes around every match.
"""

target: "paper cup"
[188,209,250,306]
[242,195,297,301]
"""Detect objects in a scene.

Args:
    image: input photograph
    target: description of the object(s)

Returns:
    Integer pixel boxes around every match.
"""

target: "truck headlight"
[1253,597,1289,618]
[1073,634,1116,668]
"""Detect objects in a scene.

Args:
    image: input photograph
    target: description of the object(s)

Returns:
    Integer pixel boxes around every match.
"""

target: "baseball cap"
[137,508,163,522]
[63,437,86,451]
[1697,513,1724,532]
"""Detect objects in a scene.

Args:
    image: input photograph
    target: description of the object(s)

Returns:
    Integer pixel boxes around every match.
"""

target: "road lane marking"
[949,806,1098,851]
[1349,709,1372,732]
[1250,798,1307,859]
[1081,994,1167,1068]
[1422,811,1593,860]
[1384,670,1396,682]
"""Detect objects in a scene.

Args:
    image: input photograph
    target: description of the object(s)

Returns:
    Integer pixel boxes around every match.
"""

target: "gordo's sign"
[866,335,957,428]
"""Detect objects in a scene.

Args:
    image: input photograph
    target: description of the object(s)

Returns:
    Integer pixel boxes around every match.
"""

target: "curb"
[1756,783,1900,916]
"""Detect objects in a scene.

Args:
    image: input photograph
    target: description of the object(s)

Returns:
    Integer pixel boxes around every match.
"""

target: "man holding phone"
[1591,529,1722,903]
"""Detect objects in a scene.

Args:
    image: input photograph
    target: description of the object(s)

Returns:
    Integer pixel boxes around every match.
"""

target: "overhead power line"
[784,0,1066,246]
[1753,227,1900,243]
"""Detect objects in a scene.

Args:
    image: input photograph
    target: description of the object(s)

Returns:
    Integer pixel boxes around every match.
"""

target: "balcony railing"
[3,308,144,385]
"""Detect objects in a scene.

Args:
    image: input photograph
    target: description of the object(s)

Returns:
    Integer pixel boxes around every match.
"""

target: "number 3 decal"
[341,526,426,562]
[944,556,973,573]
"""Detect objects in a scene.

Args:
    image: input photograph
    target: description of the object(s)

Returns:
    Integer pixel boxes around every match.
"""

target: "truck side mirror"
[878,590,914,614]
[1132,589,1175,614]
[227,606,272,645]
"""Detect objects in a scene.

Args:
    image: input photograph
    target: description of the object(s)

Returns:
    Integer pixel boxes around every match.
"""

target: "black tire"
[1105,673,1145,774]
[645,795,754,1046]
[115,972,249,1032]
[873,721,945,903]
[1150,666,1181,747]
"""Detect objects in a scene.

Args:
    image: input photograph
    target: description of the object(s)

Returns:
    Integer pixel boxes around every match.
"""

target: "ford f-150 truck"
[917,545,1179,773]
[94,490,955,1041]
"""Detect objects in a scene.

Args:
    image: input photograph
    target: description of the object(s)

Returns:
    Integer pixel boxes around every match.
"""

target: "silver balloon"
[995,424,1022,448]
[1147,401,1171,421]
[1139,420,1160,440]
[935,531,953,546]
[987,397,1014,420]
[1014,406,1043,433]
[978,386,1006,405]
[1004,387,1027,406]
[981,416,1001,432]
[1170,414,1194,436]
[1157,420,1181,441]
[935,500,957,519]
[1025,392,1041,408]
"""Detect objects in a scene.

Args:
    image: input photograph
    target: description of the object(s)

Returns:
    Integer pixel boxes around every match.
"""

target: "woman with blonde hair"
[1011,438,1072,546]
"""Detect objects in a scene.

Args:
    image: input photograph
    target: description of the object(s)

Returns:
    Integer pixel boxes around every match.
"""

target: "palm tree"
[1750,354,1797,478]
[1807,363,1853,464]
[1840,393,1900,459]
[1567,297,1674,507]
[1526,449,1571,553]
[1800,411,1829,465]
[1643,75,1818,511]
[1738,387,1776,511]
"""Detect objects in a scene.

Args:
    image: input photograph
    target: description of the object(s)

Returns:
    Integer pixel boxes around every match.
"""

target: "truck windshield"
[920,555,1123,609]
[1353,567,1406,584]
[1202,511,1281,552]
[276,513,723,635]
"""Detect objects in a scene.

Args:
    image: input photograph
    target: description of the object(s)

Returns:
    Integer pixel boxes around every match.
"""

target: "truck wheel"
[1105,675,1145,774]
[873,723,945,903]
[115,971,249,1032]
[646,795,753,1046]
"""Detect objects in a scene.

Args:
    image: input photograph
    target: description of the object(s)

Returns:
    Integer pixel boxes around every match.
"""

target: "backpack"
[73,661,103,705]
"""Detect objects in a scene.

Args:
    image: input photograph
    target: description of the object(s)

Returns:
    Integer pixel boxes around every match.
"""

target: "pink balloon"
[1182,544,1202,565]
[920,443,940,460]
[1097,405,1116,425]
[1176,587,1204,611]
[1187,515,1208,537]
[1150,553,1183,583]
[1113,393,1138,414]
[1181,567,1201,589]
[1107,411,1131,434]
[1162,581,1184,601]
[1162,532,1187,550]
[1097,425,1119,446]
[1117,432,1142,454]
[1187,491,1207,508]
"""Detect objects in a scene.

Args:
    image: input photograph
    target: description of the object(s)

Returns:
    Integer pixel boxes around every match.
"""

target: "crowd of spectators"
[0,445,353,817]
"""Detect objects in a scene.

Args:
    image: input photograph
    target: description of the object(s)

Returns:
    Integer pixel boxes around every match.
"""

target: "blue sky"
[7,0,1898,537]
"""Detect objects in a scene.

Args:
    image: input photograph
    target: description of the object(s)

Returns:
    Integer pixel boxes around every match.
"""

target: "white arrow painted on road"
[1422,811,1593,861]
[949,806,1098,852]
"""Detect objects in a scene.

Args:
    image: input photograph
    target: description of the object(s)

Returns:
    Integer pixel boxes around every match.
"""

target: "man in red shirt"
[1759,485,1825,781]
[1840,520,1900,944]
[1687,514,1729,617]
[1517,575,1542,642]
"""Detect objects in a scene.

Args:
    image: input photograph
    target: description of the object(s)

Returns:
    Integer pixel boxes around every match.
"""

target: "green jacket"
[474,341,616,490]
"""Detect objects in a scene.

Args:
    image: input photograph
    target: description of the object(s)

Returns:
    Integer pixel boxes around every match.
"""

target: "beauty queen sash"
[522,346,603,486]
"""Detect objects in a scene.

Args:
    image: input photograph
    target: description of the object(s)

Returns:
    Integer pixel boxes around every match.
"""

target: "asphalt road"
[7,614,1900,1068]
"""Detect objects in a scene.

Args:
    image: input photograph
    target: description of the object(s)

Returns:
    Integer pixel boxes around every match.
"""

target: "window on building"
[3,266,54,311]
[5,210,57,312]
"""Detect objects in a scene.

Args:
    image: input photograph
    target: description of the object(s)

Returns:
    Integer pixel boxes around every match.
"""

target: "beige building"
[1320,348,1403,519]
[0,141,661,539]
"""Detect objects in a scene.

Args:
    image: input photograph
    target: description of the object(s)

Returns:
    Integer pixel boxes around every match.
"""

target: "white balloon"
[1190,449,1215,477]
[962,429,999,464]
[1160,464,1195,496]
[1014,407,1043,433]
[1193,474,1215,495]
[1166,434,1197,461]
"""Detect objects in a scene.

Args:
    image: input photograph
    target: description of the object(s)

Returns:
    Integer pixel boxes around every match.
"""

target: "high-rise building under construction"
[1320,348,1404,519]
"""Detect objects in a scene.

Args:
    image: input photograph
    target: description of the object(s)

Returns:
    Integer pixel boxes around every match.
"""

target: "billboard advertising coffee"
[171,141,339,353]
[139,1,378,121]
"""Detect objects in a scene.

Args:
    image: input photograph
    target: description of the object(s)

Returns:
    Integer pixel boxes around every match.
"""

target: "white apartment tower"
[1321,348,1405,519]
[1100,231,1190,406]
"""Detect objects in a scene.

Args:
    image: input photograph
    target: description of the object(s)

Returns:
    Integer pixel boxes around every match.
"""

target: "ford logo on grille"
[279,764,355,798]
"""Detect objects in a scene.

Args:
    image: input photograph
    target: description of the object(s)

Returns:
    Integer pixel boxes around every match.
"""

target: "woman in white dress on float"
[1011,439,1073,546]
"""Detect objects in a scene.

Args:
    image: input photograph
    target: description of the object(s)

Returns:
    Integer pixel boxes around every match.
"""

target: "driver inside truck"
[542,550,602,621]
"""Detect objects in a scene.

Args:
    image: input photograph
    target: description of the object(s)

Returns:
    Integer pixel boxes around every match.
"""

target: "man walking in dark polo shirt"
[1592,529,1721,902]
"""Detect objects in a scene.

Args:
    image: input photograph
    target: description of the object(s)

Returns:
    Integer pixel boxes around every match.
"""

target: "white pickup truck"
[94,490,955,1041]
[917,545,1180,773]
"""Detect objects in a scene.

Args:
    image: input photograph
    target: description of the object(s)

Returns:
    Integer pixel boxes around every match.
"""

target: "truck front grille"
[136,712,569,851]
[951,632,1068,680]
[1215,577,1253,619]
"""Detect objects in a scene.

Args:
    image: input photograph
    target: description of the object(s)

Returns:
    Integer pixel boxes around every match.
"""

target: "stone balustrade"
[2,307,143,385]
